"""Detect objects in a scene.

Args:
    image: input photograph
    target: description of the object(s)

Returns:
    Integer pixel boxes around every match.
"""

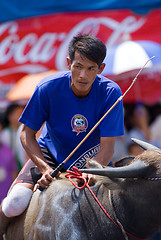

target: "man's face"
[67,51,105,98]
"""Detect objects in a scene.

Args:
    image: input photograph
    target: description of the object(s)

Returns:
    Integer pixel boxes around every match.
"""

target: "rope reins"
[65,167,144,240]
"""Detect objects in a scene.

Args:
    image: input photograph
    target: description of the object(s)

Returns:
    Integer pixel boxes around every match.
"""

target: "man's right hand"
[36,167,60,190]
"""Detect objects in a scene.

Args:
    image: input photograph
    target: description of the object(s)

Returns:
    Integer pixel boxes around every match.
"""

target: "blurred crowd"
[0,103,27,202]
[1,101,161,203]
[0,101,161,239]
[112,102,161,162]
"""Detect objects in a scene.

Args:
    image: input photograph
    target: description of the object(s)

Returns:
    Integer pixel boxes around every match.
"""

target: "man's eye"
[75,65,81,69]
[89,67,95,71]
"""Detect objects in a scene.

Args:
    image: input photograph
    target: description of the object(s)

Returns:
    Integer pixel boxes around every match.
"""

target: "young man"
[0,34,124,239]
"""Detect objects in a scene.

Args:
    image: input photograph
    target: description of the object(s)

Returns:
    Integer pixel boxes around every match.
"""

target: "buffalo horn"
[80,160,149,178]
[131,138,159,150]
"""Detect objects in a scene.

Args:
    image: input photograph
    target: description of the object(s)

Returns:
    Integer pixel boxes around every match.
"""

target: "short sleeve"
[19,84,49,131]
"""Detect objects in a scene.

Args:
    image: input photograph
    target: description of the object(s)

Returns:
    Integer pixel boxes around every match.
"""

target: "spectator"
[127,103,151,144]
[112,135,128,162]
[1,103,24,172]
[16,124,28,166]
[150,114,161,148]
[0,116,17,203]
[127,143,143,156]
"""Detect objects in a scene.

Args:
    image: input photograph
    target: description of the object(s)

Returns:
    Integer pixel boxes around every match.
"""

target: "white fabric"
[113,41,152,74]
[2,184,33,217]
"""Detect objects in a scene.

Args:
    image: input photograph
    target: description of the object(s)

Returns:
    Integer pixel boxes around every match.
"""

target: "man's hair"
[68,34,107,67]
[4,103,20,127]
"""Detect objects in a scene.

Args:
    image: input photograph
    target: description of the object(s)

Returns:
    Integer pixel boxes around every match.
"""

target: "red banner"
[0,9,161,101]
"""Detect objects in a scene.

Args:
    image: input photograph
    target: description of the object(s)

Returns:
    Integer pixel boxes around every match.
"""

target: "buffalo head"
[80,138,161,179]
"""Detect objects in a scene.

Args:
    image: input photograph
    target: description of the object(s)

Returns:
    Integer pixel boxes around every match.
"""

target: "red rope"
[65,167,144,240]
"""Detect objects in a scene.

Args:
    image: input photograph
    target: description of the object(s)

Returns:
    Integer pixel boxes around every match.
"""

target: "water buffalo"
[5,139,161,240]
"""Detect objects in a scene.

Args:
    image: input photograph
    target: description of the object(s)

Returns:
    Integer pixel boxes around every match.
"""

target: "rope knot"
[65,166,87,189]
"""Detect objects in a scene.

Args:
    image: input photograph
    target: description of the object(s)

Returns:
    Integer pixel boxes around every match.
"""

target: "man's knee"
[2,184,33,217]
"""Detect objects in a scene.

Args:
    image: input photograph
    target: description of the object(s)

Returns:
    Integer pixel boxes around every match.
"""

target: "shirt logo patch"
[71,114,88,135]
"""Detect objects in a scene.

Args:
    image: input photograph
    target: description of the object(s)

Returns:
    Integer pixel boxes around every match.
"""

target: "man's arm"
[93,136,115,166]
[20,125,54,188]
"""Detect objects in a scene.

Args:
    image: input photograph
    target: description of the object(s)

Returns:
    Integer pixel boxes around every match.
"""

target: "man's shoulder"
[37,71,71,88]
[96,74,121,92]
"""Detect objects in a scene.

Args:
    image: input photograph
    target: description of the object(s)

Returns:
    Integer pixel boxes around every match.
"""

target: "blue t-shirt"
[19,71,124,169]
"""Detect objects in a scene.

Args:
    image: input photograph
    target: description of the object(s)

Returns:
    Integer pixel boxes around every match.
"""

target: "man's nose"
[80,69,88,78]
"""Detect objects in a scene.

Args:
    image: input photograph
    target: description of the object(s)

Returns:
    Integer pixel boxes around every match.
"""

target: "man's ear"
[67,57,71,70]
[98,63,106,74]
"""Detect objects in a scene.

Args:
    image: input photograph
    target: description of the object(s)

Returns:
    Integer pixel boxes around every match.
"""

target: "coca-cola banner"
[0,9,161,100]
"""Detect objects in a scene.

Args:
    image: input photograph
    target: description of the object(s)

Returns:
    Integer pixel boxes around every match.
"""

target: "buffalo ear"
[86,158,103,169]
[114,156,135,167]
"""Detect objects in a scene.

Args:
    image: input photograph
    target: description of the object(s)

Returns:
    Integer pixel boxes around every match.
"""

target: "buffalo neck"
[111,179,161,239]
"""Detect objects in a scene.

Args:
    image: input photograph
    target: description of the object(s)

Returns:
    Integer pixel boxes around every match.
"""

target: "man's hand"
[38,168,54,188]
[34,168,60,192]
